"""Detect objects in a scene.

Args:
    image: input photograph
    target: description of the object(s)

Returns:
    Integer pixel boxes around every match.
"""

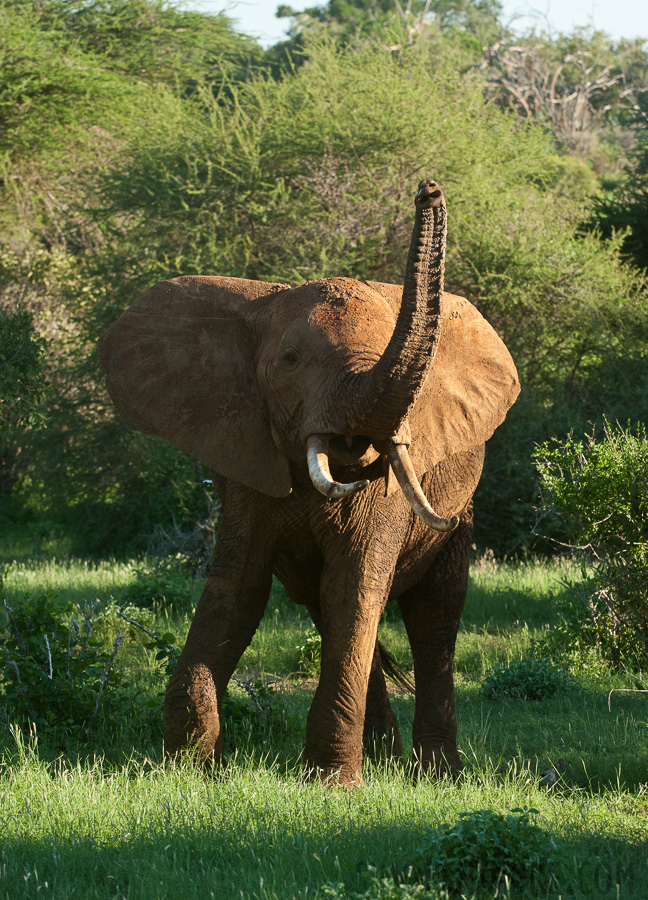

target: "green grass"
[1,555,647,899]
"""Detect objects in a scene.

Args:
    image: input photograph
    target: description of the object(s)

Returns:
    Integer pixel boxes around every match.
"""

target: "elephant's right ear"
[98,275,292,497]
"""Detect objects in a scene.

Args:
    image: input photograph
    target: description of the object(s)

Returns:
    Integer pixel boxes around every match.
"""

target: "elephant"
[98,179,520,785]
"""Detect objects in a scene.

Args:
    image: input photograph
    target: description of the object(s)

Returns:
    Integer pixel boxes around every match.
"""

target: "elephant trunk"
[338,179,447,441]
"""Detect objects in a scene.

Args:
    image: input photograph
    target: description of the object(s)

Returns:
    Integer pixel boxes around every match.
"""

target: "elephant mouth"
[327,434,380,467]
[306,433,459,533]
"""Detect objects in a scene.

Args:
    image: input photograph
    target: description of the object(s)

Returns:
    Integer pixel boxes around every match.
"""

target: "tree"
[477,29,648,153]
[0,310,47,434]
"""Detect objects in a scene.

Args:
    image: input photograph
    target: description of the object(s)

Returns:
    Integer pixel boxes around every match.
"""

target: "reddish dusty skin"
[99,181,520,786]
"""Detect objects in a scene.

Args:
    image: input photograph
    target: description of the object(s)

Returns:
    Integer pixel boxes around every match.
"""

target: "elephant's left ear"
[98,275,292,497]
[409,293,520,470]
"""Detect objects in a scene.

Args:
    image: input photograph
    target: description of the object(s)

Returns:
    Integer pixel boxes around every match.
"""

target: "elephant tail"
[378,641,415,694]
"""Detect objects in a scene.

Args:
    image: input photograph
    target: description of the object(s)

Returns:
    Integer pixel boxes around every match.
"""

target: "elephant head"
[98,180,519,528]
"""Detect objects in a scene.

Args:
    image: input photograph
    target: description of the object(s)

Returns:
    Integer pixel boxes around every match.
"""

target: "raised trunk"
[336,180,447,441]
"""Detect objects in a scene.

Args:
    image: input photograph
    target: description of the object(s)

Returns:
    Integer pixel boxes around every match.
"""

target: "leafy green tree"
[70,35,648,552]
[535,422,648,669]
[2,1,647,556]
[0,310,47,433]
[589,86,648,273]
[276,0,502,44]
[0,0,259,551]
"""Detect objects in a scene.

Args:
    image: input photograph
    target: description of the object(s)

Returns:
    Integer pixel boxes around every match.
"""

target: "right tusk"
[387,442,459,532]
[306,434,370,500]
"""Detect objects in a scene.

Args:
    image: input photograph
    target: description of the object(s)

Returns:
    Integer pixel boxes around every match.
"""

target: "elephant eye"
[281,348,301,367]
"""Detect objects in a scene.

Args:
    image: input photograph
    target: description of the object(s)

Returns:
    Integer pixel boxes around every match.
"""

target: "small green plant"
[535,422,648,670]
[114,607,181,678]
[481,655,577,700]
[0,591,124,731]
[411,808,559,894]
[296,627,321,677]
[120,567,196,609]
[221,677,280,736]
[93,601,155,646]
[322,871,447,899]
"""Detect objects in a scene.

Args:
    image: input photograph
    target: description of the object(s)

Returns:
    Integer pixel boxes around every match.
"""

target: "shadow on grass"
[2,788,647,900]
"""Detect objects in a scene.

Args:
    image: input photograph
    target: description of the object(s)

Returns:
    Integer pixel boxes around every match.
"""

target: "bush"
[411,808,560,894]
[221,677,283,739]
[296,627,321,677]
[119,566,198,610]
[481,655,578,701]
[322,873,447,899]
[535,422,648,670]
[0,591,125,732]
[92,601,156,646]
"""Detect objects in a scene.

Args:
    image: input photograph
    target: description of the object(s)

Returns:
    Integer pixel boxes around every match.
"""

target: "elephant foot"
[413,744,463,779]
[163,662,223,766]
[303,753,364,788]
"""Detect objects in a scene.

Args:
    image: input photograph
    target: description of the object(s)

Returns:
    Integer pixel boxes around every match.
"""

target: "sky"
[184,0,648,46]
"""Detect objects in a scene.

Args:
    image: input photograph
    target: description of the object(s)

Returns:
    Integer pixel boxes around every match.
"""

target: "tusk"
[306,434,370,500]
[387,442,459,532]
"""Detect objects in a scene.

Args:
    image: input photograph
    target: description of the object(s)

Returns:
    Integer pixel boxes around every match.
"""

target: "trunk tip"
[415,179,444,209]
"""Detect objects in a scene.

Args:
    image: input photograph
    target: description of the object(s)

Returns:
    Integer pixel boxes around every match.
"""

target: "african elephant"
[99,179,519,785]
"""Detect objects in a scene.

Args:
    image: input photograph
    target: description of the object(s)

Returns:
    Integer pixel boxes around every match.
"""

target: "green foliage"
[480,655,578,700]
[277,0,502,48]
[84,34,648,554]
[296,625,322,676]
[120,567,197,610]
[220,678,288,740]
[411,808,560,894]
[587,91,648,272]
[92,601,155,646]
[0,310,47,433]
[0,591,124,731]
[535,422,648,669]
[1,0,647,558]
[0,557,647,898]
[322,871,447,899]
[0,0,258,553]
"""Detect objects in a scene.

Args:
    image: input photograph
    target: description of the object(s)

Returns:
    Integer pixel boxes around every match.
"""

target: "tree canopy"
[2,0,647,555]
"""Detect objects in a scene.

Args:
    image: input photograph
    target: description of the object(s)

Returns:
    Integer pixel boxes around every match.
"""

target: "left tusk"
[306,434,370,500]
[387,442,459,532]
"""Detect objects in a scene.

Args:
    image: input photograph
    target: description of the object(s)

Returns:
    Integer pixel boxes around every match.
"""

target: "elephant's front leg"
[164,489,273,764]
[302,601,403,760]
[398,508,472,776]
[304,538,400,785]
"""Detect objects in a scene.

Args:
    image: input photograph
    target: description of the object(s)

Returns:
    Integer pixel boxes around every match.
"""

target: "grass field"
[1,555,647,899]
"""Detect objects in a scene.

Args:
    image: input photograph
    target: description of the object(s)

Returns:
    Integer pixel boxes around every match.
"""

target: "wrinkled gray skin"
[99,180,520,785]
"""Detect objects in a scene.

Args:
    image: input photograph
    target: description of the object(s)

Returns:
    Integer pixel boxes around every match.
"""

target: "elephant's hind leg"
[397,504,473,777]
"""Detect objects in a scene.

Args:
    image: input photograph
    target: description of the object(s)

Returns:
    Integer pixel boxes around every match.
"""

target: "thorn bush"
[410,808,560,894]
[0,591,125,732]
[480,655,578,700]
[535,421,648,670]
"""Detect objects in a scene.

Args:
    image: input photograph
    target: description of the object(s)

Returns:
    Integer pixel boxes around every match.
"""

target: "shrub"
[481,655,578,701]
[411,808,560,894]
[0,591,124,732]
[221,677,282,739]
[322,873,447,899]
[92,601,156,646]
[535,421,648,669]
[120,566,198,610]
[296,627,321,677]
